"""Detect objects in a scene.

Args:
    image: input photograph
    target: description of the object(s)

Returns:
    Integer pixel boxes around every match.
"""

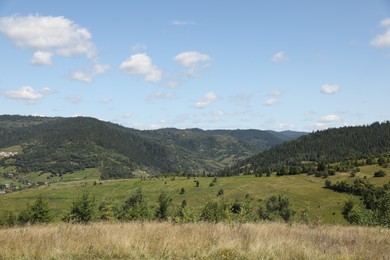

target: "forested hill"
[0,115,305,178]
[220,121,390,176]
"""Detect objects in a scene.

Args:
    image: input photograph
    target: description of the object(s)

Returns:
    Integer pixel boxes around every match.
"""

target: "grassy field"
[0,221,389,259]
[0,164,389,223]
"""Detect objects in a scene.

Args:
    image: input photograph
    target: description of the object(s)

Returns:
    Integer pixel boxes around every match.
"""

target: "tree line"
[0,188,297,227]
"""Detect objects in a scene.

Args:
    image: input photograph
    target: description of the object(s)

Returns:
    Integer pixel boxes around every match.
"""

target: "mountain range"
[0,115,306,178]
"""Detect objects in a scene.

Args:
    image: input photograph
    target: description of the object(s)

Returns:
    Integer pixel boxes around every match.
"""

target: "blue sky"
[0,1,389,131]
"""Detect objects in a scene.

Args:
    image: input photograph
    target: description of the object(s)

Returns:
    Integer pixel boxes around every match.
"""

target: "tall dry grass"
[0,222,389,259]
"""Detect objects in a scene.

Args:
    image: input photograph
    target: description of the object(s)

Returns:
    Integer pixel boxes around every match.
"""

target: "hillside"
[221,121,390,175]
[0,115,305,180]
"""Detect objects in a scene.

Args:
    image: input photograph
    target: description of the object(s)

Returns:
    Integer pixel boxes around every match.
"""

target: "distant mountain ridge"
[221,121,390,176]
[0,115,306,178]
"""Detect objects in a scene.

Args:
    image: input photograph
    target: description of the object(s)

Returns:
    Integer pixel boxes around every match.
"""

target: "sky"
[0,0,389,131]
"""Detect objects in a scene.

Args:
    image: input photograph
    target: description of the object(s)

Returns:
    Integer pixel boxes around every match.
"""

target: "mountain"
[221,121,390,176]
[0,115,306,179]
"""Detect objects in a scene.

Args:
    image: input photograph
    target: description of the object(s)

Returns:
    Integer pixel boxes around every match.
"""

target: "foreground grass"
[0,222,389,259]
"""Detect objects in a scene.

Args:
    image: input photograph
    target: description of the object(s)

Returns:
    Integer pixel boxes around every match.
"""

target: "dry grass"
[0,222,389,259]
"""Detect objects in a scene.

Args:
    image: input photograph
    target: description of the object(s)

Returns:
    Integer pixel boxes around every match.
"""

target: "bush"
[119,188,150,221]
[63,188,97,223]
[374,170,386,177]
[200,198,228,222]
[0,210,17,227]
[173,200,197,223]
[258,194,295,222]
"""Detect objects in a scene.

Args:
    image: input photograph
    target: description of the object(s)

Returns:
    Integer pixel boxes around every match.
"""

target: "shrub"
[0,210,17,227]
[258,194,295,222]
[119,188,150,221]
[63,188,97,224]
[374,170,386,177]
[155,192,171,221]
[179,187,185,194]
[200,198,228,222]
[173,200,197,223]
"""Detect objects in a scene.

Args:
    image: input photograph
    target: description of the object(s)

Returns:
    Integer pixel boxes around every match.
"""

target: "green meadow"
[2,163,388,224]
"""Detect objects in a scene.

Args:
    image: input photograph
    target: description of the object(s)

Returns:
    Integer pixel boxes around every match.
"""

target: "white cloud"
[119,53,162,82]
[5,86,43,101]
[264,98,278,106]
[70,71,92,83]
[70,63,109,84]
[371,18,390,48]
[30,51,52,65]
[0,15,96,61]
[320,114,340,123]
[174,51,211,67]
[195,92,218,108]
[321,84,340,94]
[272,51,287,62]
[270,89,284,96]
[4,86,54,102]
[67,95,82,104]
[171,20,196,26]
[147,91,176,101]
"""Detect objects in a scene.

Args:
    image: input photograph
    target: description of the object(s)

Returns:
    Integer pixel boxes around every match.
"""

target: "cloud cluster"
[0,15,96,62]
[119,53,162,82]
[0,15,109,83]
[321,84,340,94]
[195,92,218,108]
[4,86,53,102]
[371,18,390,48]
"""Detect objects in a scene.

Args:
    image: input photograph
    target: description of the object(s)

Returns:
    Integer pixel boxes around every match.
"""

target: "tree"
[28,195,52,224]
[98,198,115,222]
[258,194,295,222]
[63,188,96,223]
[120,188,150,221]
[18,195,52,225]
[155,192,171,221]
